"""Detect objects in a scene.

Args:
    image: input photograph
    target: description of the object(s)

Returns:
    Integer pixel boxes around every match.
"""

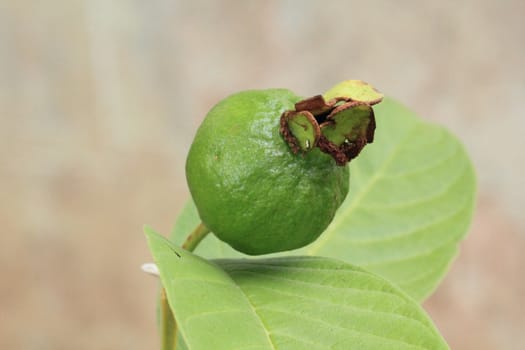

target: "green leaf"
[304,98,476,300]
[146,228,449,350]
[172,97,476,301]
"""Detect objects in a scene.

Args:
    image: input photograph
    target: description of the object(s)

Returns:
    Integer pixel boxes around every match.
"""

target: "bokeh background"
[1,1,524,349]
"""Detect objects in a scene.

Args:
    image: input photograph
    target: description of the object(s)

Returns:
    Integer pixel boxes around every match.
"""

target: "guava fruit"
[186,83,381,255]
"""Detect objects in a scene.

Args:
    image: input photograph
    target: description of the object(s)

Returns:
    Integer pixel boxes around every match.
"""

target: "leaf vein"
[231,270,416,314]
[262,307,431,350]
[353,158,470,212]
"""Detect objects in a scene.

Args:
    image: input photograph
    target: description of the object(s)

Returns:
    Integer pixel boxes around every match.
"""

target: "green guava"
[186,89,349,255]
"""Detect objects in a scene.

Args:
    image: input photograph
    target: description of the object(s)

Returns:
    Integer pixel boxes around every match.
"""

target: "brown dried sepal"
[317,102,376,166]
[328,101,376,144]
[281,96,332,155]
[317,135,349,166]
[324,80,384,106]
[280,92,379,166]
[317,125,373,166]
[280,110,301,154]
[279,110,319,154]
[294,95,334,116]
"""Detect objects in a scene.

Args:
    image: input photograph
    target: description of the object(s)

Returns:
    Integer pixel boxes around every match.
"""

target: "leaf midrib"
[234,280,277,350]
[232,275,435,350]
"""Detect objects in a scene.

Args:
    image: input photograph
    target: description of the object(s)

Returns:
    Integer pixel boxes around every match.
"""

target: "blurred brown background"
[1,1,524,349]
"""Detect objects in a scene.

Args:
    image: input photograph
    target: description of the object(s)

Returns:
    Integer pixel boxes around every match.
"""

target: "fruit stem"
[182,222,211,252]
[160,222,210,350]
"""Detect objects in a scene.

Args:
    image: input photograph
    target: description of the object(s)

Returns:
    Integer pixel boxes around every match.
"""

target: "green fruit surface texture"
[186,89,349,255]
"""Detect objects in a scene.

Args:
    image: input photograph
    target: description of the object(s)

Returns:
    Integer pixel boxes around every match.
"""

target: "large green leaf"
[172,97,476,301]
[147,228,449,350]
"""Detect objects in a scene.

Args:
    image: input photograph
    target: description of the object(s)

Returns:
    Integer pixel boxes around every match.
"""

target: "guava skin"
[186,89,349,255]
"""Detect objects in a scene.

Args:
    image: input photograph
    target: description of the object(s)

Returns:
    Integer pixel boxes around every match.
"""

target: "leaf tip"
[143,224,156,236]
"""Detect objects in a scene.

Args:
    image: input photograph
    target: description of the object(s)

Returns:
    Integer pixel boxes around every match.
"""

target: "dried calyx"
[280,80,383,166]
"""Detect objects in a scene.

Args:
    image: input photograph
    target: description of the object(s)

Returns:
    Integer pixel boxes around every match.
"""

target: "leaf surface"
[303,98,476,299]
[147,228,450,350]
[172,97,476,301]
